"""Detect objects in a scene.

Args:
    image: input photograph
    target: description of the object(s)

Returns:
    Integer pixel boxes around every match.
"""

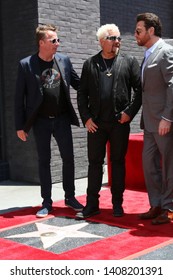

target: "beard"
[111,45,120,54]
[137,40,144,46]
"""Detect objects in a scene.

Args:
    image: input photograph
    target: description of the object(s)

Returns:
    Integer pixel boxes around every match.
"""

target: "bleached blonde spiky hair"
[96,23,120,41]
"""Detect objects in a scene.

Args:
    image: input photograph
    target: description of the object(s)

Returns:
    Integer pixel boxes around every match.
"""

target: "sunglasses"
[105,36,122,42]
[135,30,142,35]
[48,38,60,44]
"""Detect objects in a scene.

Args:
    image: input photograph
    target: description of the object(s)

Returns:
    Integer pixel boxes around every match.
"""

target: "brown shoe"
[152,210,173,225]
[139,206,162,220]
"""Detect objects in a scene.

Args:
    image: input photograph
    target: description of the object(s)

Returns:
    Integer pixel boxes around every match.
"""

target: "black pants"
[33,114,75,208]
[87,121,130,208]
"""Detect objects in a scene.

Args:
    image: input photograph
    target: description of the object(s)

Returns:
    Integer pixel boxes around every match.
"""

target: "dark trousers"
[33,114,75,208]
[87,121,130,208]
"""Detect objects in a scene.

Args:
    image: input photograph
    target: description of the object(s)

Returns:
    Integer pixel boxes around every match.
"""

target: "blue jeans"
[33,114,75,208]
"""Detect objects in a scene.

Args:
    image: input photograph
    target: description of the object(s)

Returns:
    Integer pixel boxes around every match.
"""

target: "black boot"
[76,196,100,219]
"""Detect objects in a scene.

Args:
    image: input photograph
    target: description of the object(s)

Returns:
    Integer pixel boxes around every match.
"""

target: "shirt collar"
[145,38,162,58]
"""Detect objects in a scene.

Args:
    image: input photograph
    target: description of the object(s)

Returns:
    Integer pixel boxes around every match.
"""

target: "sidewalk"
[0,166,108,214]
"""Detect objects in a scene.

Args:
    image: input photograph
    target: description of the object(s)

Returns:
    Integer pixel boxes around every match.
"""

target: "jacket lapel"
[54,55,68,87]
[143,42,164,85]
[93,51,123,82]
[30,54,44,96]
[112,54,123,86]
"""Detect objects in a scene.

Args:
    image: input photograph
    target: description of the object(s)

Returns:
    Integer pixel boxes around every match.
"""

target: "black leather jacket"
[77,51,142,126]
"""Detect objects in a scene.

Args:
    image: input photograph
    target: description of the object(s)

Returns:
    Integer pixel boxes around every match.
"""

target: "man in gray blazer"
[135,12,173,224]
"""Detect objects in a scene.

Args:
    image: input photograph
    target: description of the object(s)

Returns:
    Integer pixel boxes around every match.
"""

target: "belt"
[38,115,60,119]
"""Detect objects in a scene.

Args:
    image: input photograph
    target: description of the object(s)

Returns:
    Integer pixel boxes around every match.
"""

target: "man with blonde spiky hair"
[76,23,142,219]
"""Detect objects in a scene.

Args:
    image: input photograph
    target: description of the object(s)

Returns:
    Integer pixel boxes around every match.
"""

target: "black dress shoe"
[113,205,124,217]
[139,206,162,219]
[76,205,100,219]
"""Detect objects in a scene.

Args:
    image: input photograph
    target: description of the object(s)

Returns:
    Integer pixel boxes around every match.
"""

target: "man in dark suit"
[135,13,173,224]
[15,24,83,218]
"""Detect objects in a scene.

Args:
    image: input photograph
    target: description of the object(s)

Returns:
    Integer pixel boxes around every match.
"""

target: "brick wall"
[37,0,100,182]
[100,0,173,37]
[0,0,39,182]
[1,0,173,183]
[1,0,100,183]
[100,0,173,133]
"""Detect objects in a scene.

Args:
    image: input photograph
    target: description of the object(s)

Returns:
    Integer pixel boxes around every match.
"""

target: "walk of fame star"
[6,221,103,249]
[0,216,126,254]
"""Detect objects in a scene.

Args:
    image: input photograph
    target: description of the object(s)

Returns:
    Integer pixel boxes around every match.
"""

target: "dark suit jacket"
[15,53,80,132]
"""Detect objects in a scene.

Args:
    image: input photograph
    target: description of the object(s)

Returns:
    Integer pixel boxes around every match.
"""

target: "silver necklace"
[102,56,115,77]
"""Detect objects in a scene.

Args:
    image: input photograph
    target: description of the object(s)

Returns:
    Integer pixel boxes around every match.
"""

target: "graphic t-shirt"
[38,56,68,117]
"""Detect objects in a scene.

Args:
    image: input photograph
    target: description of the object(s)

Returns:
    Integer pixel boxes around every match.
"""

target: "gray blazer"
[141,40,173,132]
